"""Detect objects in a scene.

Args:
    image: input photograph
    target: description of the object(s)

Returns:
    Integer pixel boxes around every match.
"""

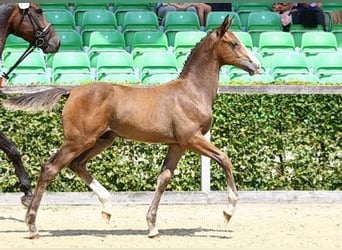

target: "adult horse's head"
[0,3,60,54]
[214,16,260,75]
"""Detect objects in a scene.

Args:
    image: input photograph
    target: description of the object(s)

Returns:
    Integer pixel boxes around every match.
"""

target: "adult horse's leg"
[0,131,32,206]
[188,131,238,222]
[69,133,116,223]
[146,144,185,238]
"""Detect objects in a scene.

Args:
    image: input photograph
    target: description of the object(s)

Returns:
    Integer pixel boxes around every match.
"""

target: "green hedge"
[0,94,340,192]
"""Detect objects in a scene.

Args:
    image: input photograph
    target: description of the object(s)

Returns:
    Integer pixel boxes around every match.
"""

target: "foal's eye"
[229,41,239,49]
[36,8,43,14]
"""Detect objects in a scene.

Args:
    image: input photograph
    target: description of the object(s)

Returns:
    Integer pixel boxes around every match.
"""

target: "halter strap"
[1,44,35,80]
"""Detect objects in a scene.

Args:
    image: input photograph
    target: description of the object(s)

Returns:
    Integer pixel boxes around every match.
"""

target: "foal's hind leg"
[26,141,96,239]
[0,131,32,207]
[70,132,115,223]
[188,132,238,223]
[146,144,185,238]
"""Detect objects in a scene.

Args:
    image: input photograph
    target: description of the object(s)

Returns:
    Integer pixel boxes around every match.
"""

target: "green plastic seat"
[57,29,83,51]
[80,10,118,47]
[289,24,325,47]
[46,29,83,68]
[164,11,200,46]
[139,51,178,83]
[8,73,51,85]
[247,11,282,46]
[114,3,151,27]
[270,52,310,80]
[301,31,337,68]
[88,30,126,67]
[4,51,48,84]
[96,51,136,81]
[333,31,342,48]
[313,52,342,82]
[3,35,30,61]
[40,3,69,11]
[52,51,92,83]
[206,11,241,32]
[4,51,46,74]
[322,3,342,12]
[131,31,169,68]
[122,11,159,48]
[259,31,296,68]
[235,3,273,29]
[173,31,206,69]
[328,74,342,84]
[74,3,111,26]
[44,10,75,30]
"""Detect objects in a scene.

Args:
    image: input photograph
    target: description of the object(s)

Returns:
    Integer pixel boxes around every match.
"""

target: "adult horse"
[3,17,260,239]
[0,3,60,206]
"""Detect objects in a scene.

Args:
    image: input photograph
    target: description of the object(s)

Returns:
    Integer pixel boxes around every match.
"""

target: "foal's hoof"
[148,228,160,238]
[28,232,39,240]
[21,195,33,208]
[223,209,233,223]
[101,211,111,224]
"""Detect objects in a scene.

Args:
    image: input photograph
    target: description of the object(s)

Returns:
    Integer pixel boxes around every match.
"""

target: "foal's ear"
[219,16,234,36]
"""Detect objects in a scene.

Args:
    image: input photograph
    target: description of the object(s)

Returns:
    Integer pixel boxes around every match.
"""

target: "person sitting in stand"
[272,3,294,31]
[291,3,326,30]
[156,3,212,27]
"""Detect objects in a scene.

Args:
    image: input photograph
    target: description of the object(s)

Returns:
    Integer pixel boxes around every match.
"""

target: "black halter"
[2,4,52,80]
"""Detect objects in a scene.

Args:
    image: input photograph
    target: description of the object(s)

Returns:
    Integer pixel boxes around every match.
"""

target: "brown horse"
[0,3,60,206]
[3,17,260,239]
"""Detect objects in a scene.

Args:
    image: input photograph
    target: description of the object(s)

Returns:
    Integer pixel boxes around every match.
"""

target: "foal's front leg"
[188,132,238,223]
[146,145,185,238]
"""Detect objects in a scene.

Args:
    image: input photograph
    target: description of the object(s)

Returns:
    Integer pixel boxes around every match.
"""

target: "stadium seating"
[114,3,152,27]
[80,10,118,47]
[74,3,110,26]
[173,31,206,69]
[206,11,241,32]
[131,31,169,68]
[270,52,310,80]
[234,3,273,30]
[88,30,126,67]
[96,51,138,83]
[52,51,93,84]
[259,31,296,68]
[313,52,342,82]
[163,11,200,46]
[44,10,76,30]
[139,51,178,83]
[301,31,338,68]
[122,11,160,48]
[247,11,282,46]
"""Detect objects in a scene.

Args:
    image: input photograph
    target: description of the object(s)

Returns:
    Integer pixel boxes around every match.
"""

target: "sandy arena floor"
[0,203,341,249]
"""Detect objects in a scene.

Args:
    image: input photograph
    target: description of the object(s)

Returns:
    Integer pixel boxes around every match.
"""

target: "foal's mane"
[179,30,217,78]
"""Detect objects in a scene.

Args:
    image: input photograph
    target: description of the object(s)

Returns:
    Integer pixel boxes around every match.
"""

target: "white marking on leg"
[89,179,112,215]
[225,187,238,216]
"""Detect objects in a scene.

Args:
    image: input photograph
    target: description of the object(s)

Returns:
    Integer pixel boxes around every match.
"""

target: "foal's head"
[6,3,60,53]
[213,16,260,75]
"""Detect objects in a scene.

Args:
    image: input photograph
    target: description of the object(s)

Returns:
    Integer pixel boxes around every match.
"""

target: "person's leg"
[158,5,177,25]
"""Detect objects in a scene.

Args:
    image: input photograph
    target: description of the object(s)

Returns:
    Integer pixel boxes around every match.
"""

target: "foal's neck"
[179,44,220,106]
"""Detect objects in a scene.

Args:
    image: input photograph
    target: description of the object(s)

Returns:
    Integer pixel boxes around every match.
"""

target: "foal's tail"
[2,87,70,112]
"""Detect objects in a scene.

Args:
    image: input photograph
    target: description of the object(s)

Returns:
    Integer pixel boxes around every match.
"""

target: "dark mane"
[179,29,217,78]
